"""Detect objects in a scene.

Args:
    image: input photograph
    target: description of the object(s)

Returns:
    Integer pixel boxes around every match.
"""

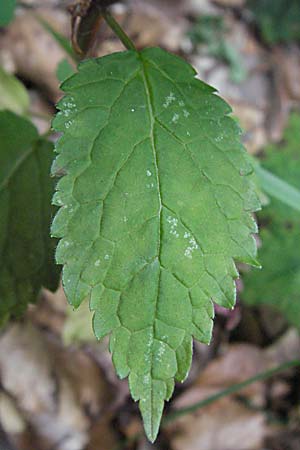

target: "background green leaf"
[248,0,300,44]
[52,48,259,441]
[0,0,16,26]
[243,113,300,329]
[0,111,60,324]
[0,66,30,115]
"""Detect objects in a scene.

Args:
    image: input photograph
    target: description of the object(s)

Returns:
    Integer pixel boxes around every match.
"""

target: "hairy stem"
[102,9,137,51]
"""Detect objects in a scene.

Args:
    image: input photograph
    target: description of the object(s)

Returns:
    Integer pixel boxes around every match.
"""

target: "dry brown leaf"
[0,323,89,449]
[111,3,186,51]
[196,344,268,400]
[165,344,269,450]
[28,286,67,336]
[0,9,70,101]
[267,45,300,142]
[0,392,25,435]
[87,417,119,450]
[265,329,300,366]
[54,347,113,418]
[167,334,300,450]
[213,0,246,6]
[273,45,300,103]
[169,394,266,450]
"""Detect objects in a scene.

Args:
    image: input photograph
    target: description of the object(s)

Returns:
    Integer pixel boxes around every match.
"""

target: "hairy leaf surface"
[243,114,300,328]
[0,111,60,324]
[52,48,260,441]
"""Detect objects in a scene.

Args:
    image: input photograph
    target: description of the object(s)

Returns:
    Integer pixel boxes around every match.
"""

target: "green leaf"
[0,0,16,26]
[243,113,300,329]
[0,66,30,115]
[0,111,60,324]
[52,48,260,441]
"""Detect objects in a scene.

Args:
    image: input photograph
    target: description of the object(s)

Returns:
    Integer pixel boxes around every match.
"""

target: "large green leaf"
[0,111,60,324]
[52,48,260,441]
[243,113,300,328]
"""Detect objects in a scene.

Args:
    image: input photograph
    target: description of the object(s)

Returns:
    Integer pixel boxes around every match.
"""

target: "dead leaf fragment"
[169,394,266,450]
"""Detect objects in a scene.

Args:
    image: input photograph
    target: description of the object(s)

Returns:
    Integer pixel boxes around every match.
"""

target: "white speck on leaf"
[163,92,176,108]
[146,170,152,177]
[172,113,179,124]
[94,259,101,267]
[184,236,199,259]
[104,254,110,260]
[65,120,73,129]
[156,342,166,361]
[167,215,179,238]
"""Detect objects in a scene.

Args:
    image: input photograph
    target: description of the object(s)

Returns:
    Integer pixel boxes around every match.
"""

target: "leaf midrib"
[140,52,163,440]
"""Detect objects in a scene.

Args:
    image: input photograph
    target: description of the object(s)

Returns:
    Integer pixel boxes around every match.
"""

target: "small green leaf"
[0,111,60,323]
[52,48,259,441]
[0,0,16,26]
[243,113,300,328]
[0,66,30,115]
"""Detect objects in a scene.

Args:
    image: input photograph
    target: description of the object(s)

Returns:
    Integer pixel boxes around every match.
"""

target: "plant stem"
[102,9,137,51]
[163,359,300,423]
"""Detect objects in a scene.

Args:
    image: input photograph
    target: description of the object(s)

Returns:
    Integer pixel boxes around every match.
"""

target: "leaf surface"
[52,48,260,441]
[0,111,60,324]
[243,113,300,329]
